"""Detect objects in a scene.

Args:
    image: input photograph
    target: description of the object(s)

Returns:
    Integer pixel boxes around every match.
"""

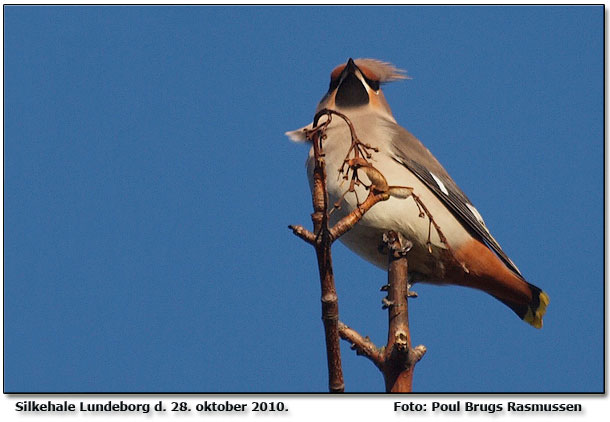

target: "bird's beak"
[343,58,358,78]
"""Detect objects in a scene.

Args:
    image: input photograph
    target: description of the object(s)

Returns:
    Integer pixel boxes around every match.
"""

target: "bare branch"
[337,321,384,369]
[288,224,316,245]
[309,125,345,393]
[410,192,454,256]
[329,191,389,241]
[382,231,420,392]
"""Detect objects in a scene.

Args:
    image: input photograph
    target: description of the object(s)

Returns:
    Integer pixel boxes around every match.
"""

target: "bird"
[286,58,549,328]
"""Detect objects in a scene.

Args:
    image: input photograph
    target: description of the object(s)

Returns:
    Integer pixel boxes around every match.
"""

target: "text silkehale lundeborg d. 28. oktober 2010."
[13,400,285,413]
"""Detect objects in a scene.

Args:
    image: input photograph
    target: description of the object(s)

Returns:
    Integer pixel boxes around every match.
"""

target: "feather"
[354,58,409,83]
[285,124,312,143]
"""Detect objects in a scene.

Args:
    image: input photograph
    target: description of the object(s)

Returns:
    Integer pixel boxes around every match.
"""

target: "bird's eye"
[364,76,380,91]
[358,65,380,91]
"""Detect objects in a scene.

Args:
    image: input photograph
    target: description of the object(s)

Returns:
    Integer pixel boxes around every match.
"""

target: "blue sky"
[3,5,603,393]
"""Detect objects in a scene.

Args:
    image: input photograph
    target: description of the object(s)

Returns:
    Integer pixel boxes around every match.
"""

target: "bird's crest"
[353,58,409,83]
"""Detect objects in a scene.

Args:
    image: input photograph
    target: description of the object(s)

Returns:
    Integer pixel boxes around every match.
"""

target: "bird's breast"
[306,115,472,281]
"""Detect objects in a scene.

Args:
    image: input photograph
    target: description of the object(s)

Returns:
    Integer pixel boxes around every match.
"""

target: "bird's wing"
[389,125,523,278]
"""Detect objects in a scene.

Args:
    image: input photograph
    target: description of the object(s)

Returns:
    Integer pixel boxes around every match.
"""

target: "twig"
[288,224,316,245]
[329,191,389,241]
[410,192,451,254]
[337,321,384,369]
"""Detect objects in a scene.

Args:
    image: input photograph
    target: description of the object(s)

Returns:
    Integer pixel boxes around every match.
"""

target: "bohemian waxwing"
[287,58,549,328]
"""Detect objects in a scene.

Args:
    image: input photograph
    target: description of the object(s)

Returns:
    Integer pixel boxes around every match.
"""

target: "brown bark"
[383,231,421,392]
[310,124,344,393]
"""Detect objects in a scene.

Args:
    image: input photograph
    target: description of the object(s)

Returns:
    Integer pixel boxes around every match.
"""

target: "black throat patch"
[335,73,369,108]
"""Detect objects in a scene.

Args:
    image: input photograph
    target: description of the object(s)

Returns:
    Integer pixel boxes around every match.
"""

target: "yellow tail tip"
[524,291,550,329]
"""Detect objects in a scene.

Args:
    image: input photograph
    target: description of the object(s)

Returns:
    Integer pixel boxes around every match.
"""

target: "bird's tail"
[451,239,549,328]
[493,283,549,329]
